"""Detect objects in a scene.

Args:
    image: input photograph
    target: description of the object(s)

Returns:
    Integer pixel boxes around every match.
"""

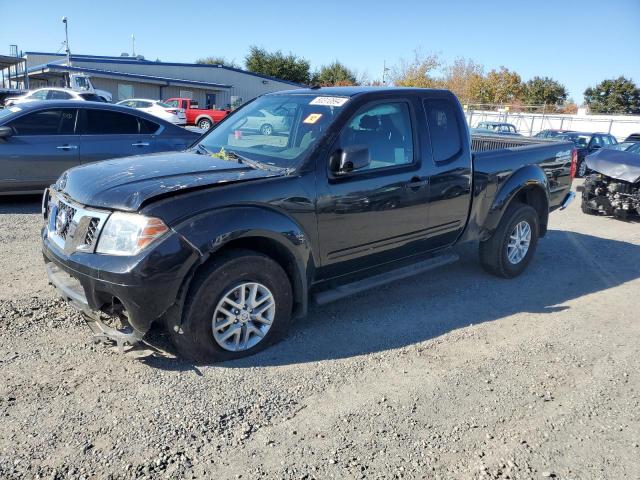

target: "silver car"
[0,101,200,194]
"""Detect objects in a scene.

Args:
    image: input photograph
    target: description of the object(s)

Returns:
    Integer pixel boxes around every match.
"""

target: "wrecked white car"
[581,145,640,218]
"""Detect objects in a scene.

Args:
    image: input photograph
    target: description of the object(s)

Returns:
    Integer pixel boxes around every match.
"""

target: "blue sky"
[1,0,638,102]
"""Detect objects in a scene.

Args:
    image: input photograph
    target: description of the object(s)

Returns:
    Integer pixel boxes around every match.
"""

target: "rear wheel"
[197,117,213,130]
[479,202,539,278]
[172,250,293,363]
[577,160,588,178]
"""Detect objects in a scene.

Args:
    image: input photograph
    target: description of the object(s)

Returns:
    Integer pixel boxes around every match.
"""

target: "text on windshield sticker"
[309,96,349,107]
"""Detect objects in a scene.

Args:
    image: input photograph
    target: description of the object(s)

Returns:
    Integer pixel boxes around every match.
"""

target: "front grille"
[46,191,110,254]
[58,203,77,240]
[84,218,100,246]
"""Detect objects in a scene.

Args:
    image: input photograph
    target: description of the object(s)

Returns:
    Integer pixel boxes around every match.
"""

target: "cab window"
[335,101,414,171]
[424,99,463,162]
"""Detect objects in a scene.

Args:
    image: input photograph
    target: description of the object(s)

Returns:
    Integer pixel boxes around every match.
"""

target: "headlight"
[96,212,169,256]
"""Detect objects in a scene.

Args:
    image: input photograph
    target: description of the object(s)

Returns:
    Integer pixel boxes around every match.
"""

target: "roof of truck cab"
[266,86,453,97]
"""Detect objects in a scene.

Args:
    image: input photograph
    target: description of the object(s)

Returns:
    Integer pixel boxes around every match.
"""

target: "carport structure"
[0,54,28,90]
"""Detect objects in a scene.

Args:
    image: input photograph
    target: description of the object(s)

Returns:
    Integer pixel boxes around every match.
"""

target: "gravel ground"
[1,183,639,480]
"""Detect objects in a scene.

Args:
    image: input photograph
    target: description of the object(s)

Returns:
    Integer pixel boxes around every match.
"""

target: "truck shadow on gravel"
[0,195,42,214]
[140,229,640,369]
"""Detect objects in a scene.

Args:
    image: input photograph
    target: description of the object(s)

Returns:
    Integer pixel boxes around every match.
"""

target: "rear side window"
[84,109,140,134]
[423,99,463,162]
[139,117,160,134]
[8,109,77,135]
[48,90,73,100]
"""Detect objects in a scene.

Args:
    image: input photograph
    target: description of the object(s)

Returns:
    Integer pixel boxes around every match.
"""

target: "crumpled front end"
[41,189,200,350]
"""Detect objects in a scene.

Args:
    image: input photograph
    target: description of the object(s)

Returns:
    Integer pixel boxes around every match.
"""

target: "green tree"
[311,61,357,86]
[482,67,524,105]
[584,76,640,114]
[392,51,441,88]
[523,76,567,108]
[196,56,240,68]
[244,46,311,84]
[442,57,484,105]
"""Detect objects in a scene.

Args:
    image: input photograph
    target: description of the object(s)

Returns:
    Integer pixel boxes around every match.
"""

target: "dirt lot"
[1,183,639,480]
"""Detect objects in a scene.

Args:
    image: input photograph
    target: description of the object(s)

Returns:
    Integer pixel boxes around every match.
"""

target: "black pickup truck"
[41,87,576,361]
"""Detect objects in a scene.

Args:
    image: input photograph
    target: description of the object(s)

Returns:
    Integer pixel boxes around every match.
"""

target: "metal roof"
[26,63,232,90]
[0,54,25,69]
[25,52,305,87]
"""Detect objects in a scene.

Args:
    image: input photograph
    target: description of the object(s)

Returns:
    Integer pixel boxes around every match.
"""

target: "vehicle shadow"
[0,195,42,214]
[138,230,640,370]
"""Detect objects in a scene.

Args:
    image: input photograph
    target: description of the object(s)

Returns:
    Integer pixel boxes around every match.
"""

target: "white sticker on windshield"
[9,106,22,113]
[309,96,349,107]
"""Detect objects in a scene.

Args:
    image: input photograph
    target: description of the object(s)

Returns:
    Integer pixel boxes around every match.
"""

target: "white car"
[239,108,290,135]
[116,99,187,126]
[5,87,107,106]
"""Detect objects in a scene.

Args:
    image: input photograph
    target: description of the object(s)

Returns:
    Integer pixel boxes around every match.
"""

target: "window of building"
[179,90,193,99]
[117,84,134,101]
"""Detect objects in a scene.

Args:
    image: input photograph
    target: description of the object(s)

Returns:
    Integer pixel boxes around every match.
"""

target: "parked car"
[534,129,574,139]
[581,146,640,218]
[0,101,199,194]
[4,87,107,107]
[624,133,640,142]
[164,98,229,130]
[41,87,576,361]
[116,98,187,125]
[475,122,520,135]
[237,107,291,135]
[606,141,639,151]
[555,131,618,177]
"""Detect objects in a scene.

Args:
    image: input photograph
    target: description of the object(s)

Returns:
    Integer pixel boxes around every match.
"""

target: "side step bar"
[313,253,459,306]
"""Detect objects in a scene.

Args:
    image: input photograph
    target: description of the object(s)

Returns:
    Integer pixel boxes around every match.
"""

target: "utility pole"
[382,60,390,85]
[62,17,71,87]
[131,34,136,57]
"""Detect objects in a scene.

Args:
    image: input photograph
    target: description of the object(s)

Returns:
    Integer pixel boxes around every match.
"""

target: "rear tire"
[479,202,539,278]
[197,117,213,130]
[577,160,588,178]
[172,249,293,363]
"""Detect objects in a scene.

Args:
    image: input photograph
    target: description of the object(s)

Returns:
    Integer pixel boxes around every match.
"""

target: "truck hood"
[54,151,284,211]
[586,148,640,183]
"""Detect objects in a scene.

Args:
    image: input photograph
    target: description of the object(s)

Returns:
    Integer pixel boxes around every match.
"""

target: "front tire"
[479,202,539,278]
[172,250,293,363]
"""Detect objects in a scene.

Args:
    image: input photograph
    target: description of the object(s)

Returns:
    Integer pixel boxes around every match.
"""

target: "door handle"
[403,177,428,191]
[132,142,150,147]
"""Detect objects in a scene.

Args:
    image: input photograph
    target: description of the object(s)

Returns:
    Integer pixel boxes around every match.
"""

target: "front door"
[206,93,217,109]
[316,99,431,278]
[78,108,155,164]
[0,108,80,192]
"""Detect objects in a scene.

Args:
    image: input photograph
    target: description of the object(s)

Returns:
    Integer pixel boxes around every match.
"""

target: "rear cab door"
[0,107,80,192]
[420,92,473,249]
[77,107,157,163]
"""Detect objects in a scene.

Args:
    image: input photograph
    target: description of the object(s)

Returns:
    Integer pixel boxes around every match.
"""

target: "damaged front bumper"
[42,228,200,351]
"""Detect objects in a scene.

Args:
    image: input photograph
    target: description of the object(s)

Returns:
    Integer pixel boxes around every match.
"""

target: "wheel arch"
[194,114,213,125]
[482,165,550,238]
[173,206,315,322]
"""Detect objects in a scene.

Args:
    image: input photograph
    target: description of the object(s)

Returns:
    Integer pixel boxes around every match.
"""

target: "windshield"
[195,94,349,169]
[156,101,174,108]
[558,133,591,148]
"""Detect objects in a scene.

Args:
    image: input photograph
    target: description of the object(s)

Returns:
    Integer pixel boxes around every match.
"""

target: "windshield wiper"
[192,143,211,155]
[225,150,287,173]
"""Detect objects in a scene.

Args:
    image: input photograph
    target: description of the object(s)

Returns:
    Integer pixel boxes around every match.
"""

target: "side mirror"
[0,126,13,139]
[331,145,371,174]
